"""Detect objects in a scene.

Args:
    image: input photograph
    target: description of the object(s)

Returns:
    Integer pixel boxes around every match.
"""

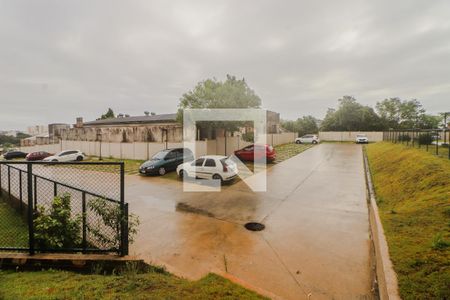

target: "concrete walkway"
[127,144,373,299]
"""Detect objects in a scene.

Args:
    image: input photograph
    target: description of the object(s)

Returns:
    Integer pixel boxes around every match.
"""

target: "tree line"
[283,96,444,135]
[97,75,444,135]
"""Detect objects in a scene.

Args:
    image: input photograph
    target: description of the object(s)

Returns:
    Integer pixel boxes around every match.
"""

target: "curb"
[363,149,401,300]
[0,253,145,273]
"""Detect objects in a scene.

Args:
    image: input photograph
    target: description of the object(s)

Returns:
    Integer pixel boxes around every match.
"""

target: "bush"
[34,193,81,249]
[418,133,433,145]
[397,134,411,142]
[241,132,254,143]
[88,198,139,250]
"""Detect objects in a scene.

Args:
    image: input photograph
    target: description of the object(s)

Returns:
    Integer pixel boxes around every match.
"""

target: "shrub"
[34,193,81,249]
[241,132,254,143]
[418,133,433,145]
[88,198,139,250]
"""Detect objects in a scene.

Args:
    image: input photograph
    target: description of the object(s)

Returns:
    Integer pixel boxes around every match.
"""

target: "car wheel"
[76,156,83,161]
[158,167,166,176]
[312,140,318,144]
[52,159,58,162]
[295,140,301,144]
[178,169,184,178]
[212,174,223,182]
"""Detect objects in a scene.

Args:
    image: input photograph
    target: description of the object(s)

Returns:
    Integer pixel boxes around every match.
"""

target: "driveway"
[127,143,373,299]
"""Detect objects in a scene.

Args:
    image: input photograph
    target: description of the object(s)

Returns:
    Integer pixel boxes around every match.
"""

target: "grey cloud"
[1,0,449,130]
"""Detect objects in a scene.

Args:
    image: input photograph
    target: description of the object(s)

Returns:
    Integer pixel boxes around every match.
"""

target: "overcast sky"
[1,0,450,130]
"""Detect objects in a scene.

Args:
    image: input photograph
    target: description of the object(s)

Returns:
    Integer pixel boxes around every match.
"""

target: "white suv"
[176,155,238,182]
[43,150,85,162]
[295,134,320,144]
[355,134,369,144]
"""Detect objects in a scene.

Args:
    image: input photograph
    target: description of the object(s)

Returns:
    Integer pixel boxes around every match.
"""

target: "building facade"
[60,113,183,143]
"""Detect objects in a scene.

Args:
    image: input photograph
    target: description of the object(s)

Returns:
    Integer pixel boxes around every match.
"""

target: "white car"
[43,150,85,162]
[176,155,238,182]
[355,134,369,144]
[295,134,320,144]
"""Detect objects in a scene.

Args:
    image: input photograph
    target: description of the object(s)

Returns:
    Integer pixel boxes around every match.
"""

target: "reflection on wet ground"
[127,144,374,300]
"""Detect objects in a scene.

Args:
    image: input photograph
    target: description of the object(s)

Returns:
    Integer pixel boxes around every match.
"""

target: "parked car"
[176,155,238,182]
[26,151,52,161]
[295,134,320,144]
[2,150,28,160]
[234,144,276,162]
[355,134,369,144]
[43,150,85,162]
[139,148,194,176]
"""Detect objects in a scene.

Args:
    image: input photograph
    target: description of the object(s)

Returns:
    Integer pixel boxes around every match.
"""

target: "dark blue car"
[139,148,194,176]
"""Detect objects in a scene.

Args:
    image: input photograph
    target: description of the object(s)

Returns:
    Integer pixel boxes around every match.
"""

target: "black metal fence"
[0,161,128,255]
[383,128,450,160]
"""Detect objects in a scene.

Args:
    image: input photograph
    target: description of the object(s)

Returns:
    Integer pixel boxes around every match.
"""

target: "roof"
[83,113,178,126]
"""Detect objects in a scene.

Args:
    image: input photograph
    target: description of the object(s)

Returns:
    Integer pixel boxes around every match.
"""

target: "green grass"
[0,270,267,300]
[273,143,313,163]
[414,143,450,160]
[366,142,450,299]
[0,197,28,248]
[85,157,145,175]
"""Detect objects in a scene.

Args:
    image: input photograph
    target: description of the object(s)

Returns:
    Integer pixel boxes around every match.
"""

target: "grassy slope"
[0,198,28,248]
[366,142,450,299]
[0,271,267,300]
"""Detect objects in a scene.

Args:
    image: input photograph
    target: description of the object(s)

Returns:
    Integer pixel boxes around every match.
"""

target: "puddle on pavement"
[176,202,215,218]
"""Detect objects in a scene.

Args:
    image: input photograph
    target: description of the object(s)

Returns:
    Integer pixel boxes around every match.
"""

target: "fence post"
[27,163,35,255]
[7,166,11,201]
[19,170,23,212]
[53,182,58,197]
[82,192,87,253]
[124,203,129,256]
[33,175,37,210]
[119,162,127,256]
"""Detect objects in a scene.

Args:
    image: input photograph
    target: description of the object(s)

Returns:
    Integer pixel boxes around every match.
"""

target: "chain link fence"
[0,161,128,255]
[383,128,450,160]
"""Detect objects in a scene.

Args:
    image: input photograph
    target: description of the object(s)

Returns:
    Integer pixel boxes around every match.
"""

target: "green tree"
[281,115,319,136]
[376,98,430,129]
[375,98,401,129]
[417,114,441,129]
[177,75,261,133]
[100,108,115,120]
[320,96,383,131]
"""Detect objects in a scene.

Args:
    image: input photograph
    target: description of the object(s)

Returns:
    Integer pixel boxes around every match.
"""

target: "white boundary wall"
[319,131,383,142]
[19,132,296,160]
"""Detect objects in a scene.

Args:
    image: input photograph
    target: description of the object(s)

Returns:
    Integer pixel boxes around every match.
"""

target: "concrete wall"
[319,131,383,142]
[60,123,183,143]
[19,132,296,160]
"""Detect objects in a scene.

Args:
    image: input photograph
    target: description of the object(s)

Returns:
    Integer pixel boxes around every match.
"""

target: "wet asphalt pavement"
[127,143,373,300]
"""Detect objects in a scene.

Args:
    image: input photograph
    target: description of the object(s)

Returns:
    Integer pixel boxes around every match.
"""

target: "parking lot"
[127,143,373,299]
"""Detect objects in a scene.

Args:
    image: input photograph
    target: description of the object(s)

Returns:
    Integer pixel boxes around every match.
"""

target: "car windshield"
[152,150,169,160]
[357,134,367,137]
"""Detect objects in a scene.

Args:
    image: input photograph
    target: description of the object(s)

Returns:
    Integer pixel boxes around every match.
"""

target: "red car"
[234,144,276,162]
[26,151,52,161]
